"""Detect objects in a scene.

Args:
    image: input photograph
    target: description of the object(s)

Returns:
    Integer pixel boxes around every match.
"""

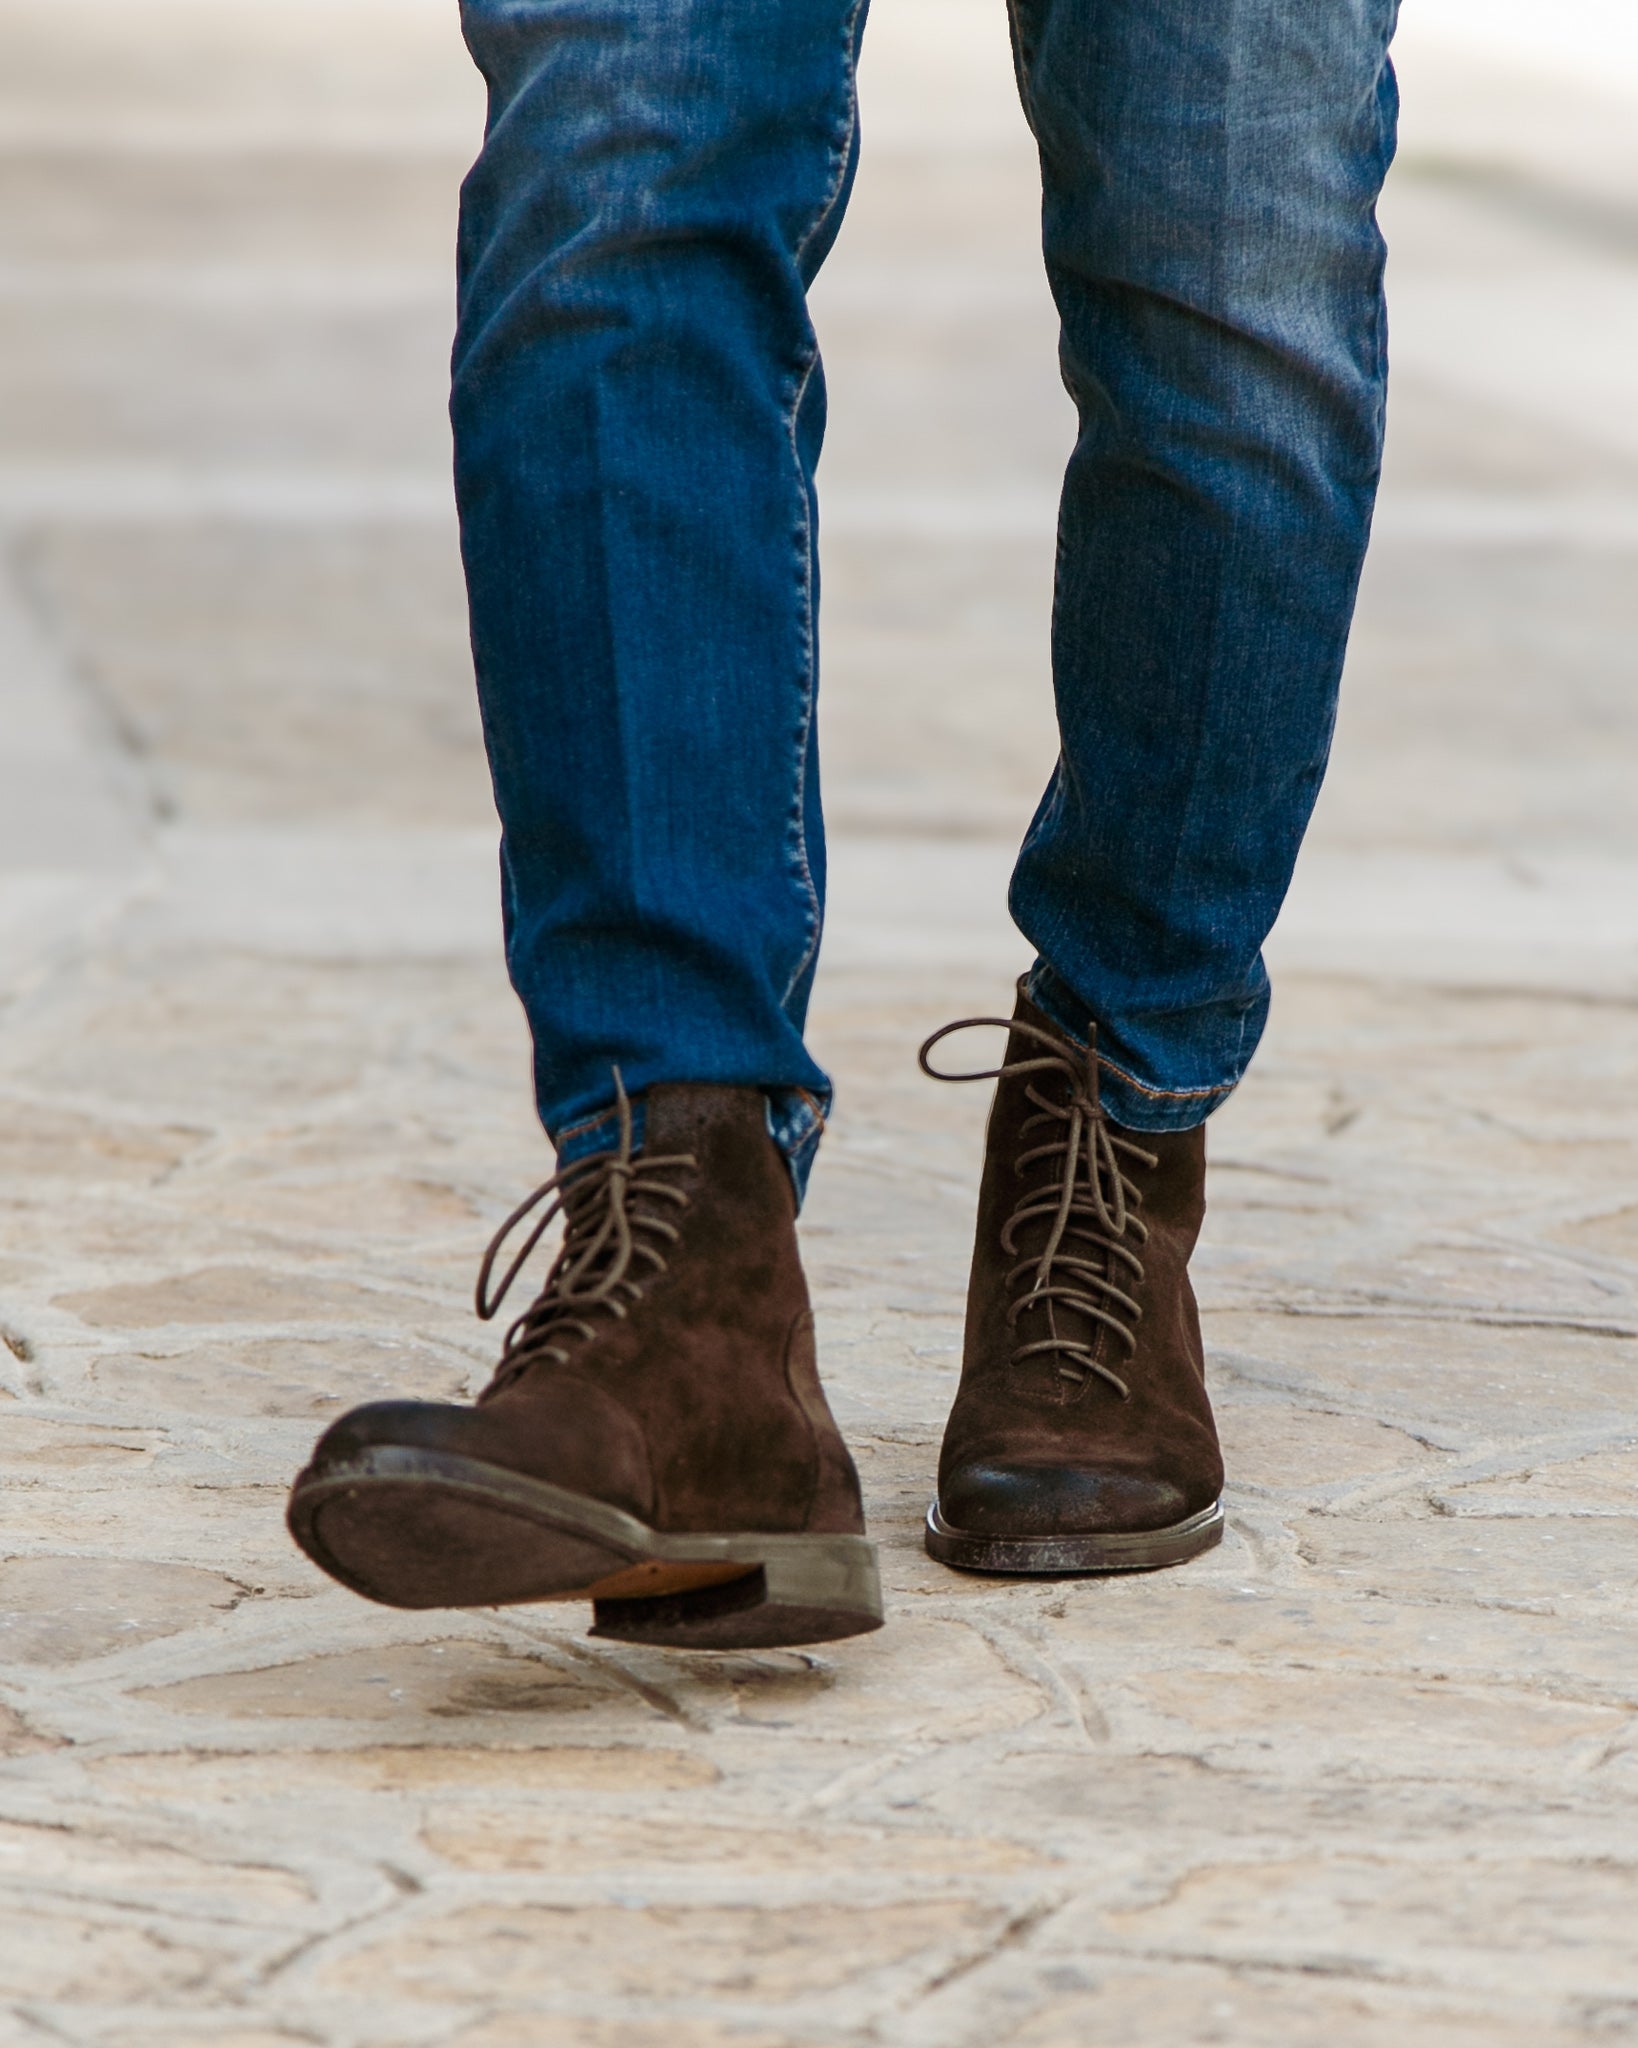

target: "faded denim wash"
[451,0,1399,1195]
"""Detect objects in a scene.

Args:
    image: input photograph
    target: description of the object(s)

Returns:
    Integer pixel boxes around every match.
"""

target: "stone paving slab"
[2,2,1638,2043]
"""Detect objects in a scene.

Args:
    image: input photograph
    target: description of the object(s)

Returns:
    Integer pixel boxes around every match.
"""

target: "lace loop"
[473,1070,697,1389]
[920,1014,1157,1397]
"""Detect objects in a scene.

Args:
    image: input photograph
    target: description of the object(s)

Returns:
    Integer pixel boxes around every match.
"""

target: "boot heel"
[591,1535,883,1650]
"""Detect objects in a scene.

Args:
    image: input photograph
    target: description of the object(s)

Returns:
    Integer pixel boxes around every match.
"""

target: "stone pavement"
[2,1,1638,2041]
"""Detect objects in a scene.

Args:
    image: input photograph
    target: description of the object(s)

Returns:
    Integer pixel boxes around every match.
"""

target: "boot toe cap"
[938,1458,1196,1538]
[299,1387,656,1524]
[306,1399,467,1470]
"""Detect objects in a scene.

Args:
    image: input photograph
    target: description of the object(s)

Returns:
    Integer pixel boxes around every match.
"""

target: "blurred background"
[2,3,1637,2041]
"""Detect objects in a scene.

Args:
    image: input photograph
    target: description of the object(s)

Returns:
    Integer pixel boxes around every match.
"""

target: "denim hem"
[1024,963,1241,1135]
[765,1085,827,1207]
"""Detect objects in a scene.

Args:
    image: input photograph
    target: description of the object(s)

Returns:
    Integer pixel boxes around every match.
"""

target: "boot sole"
[924,1498,1224,1575]
[287,1444,883,1650]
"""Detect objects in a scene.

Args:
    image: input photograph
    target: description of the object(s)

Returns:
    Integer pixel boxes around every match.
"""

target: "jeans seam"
[558,1102,620,1143]
[779,347,824,1007]
[1004,0,1040,135]
[792,0,867,275]
[1102,1058,1234,1104]
[779,0,868,1008]
[788,1083,829,1131]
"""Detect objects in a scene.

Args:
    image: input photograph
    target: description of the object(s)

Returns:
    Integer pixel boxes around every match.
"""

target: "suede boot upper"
[311,1084,866,1540]
[931,992,1224,1538]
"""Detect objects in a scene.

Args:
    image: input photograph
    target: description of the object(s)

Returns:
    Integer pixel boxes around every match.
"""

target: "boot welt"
[287,1444,883,1649]
[924,1498,1224,1575]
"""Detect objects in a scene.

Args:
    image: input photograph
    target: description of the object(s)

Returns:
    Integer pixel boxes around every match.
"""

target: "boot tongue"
[999,987,1133,1391]
[1000,988,1091,1127]
[636,1083,770,1161]
[1010,983,1154,1151]
[1009,980,1084,1062]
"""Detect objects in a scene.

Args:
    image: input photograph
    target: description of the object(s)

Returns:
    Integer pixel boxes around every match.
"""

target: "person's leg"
[1013,0,1399,1127]
[287,0,884,1649]
[452,0,870,1197]
[924,0,1397,1575]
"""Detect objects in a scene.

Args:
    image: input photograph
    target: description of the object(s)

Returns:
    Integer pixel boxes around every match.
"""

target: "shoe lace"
[473,1071,697,1392]
[919,1016,1158,1398]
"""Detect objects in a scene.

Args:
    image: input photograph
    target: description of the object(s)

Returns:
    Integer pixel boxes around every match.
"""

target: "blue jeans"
[452,0,1399,1195]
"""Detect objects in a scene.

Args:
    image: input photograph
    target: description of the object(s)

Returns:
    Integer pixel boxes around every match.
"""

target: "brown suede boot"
[919,988,1224,1573]
[287,1083,881,1648]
